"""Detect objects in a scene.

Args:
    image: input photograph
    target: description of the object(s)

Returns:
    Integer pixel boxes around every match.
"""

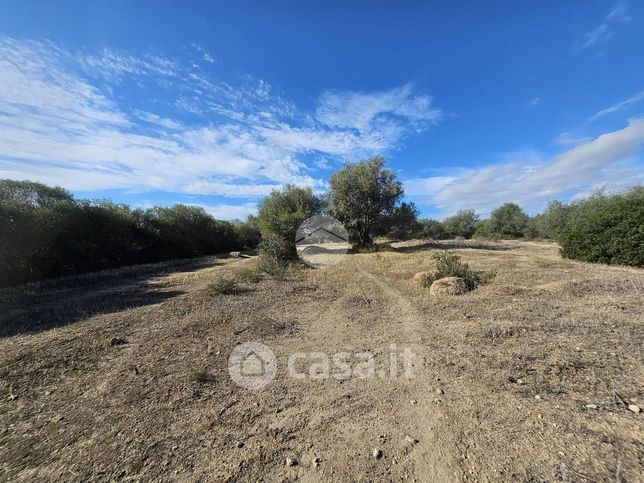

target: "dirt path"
[353,263,462,481]
[1,242,642,481]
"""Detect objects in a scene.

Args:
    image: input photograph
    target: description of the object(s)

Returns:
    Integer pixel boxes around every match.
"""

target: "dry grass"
[0,240,642,481]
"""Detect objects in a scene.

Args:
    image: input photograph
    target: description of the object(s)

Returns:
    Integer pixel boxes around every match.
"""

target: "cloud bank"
[0,37,441,204]
[406,118,644,216]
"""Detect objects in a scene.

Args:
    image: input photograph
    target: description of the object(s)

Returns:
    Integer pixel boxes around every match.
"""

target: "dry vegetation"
[0,240,642,481]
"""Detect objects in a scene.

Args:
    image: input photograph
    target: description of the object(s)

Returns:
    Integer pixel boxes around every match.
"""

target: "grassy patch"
[233,266,263,284]
[208,276,239,295]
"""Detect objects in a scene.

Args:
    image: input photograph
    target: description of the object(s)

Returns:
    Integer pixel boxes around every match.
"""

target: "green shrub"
[442,209,480,239]
[208,276,239,295]
[259,233,295,262]
[257,184,321,243]
[558,187,643,266]
[422,251,493,291]
[232,215,261,249]
[419,218,447,240]
[387,202,421,240]
[0,179,245,287]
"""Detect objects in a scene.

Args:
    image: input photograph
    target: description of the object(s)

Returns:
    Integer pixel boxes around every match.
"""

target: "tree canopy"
[325,157,404,246]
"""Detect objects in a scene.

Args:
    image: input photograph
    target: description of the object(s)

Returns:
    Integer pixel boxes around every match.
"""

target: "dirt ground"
[0,240,642,482]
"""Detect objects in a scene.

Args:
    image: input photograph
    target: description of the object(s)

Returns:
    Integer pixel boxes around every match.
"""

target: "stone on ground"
[429,276,468,296]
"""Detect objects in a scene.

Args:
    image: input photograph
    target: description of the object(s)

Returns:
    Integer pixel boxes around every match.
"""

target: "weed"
[208,276,239,295]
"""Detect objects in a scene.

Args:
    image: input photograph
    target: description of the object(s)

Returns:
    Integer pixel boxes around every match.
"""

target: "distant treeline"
[0,180,261,287]
[415,187,643,267]
[2,174,642,287]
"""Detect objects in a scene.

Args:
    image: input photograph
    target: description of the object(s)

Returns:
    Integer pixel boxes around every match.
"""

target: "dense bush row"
[0,180,260,287]
[3,169,642,287]
[413,189,643,267]
[539,187,643,266]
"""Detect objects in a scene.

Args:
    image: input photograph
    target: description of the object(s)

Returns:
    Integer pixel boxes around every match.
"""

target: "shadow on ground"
[0,284,185,338]
[0,257,223,337]
[394,240,518,253]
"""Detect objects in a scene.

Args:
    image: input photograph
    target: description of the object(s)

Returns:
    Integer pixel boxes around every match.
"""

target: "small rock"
[235,441,245,448]
[312,457,321,468]
[373,448,383,459]
[628,404,641,414]
[429,277,468,296]
[435,388,444,395]
[410,399,417,405]
[585,404,598,409]
[110,337,127,347]
[286,457,298,467]
[516,378,524,385]
[229,251,241,258]
[405,435,419,445]
[534,395,541,400]
[7,394,17,401]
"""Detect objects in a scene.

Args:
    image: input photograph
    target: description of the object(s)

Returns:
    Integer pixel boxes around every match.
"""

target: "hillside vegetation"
[2,162,642,288]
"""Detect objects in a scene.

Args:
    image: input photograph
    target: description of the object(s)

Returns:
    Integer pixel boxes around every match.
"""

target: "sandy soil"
[0,240,642,482]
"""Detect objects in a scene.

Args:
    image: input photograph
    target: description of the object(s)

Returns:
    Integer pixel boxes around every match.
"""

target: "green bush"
[208,276,239,295]
[258,233,294,262]
[232,215,261,249]
[257,185,320,241]
[0,179,244,287]
[422,251,493,291]
[557,187,643,266]
[325,157,404,247]
[419,219,447,240]
[387,202,421,240]
[480,203,529,239]
[442,209,479,239]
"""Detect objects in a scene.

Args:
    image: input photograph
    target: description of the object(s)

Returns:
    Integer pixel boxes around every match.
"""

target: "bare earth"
[0,240,642,482]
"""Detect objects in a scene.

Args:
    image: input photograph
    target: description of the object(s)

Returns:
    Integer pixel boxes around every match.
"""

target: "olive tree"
[325,157,404,247]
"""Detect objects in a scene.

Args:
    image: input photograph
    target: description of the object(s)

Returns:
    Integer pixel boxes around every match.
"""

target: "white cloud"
[316,84,441,138]
[587,90,644,123]
[80,48,179,81]
[134,110,182,130]
[0,37,441,198]
[408,119,644,216]
[553,132,592,146]
[580,1,631,50]
[189,202,257,220]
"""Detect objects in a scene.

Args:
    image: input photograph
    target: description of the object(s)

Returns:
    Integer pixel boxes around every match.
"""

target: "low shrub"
[421,251,493,291]
[208,276,239,295]
[558,187,643,266]
[259,233,295,262]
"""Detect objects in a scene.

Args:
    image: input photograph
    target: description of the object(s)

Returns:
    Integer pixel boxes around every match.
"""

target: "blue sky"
[1,1,643,219]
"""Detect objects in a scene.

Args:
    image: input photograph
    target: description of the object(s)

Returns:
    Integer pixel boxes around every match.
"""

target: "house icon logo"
[295,214,350,268]
[228,342,277,390]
